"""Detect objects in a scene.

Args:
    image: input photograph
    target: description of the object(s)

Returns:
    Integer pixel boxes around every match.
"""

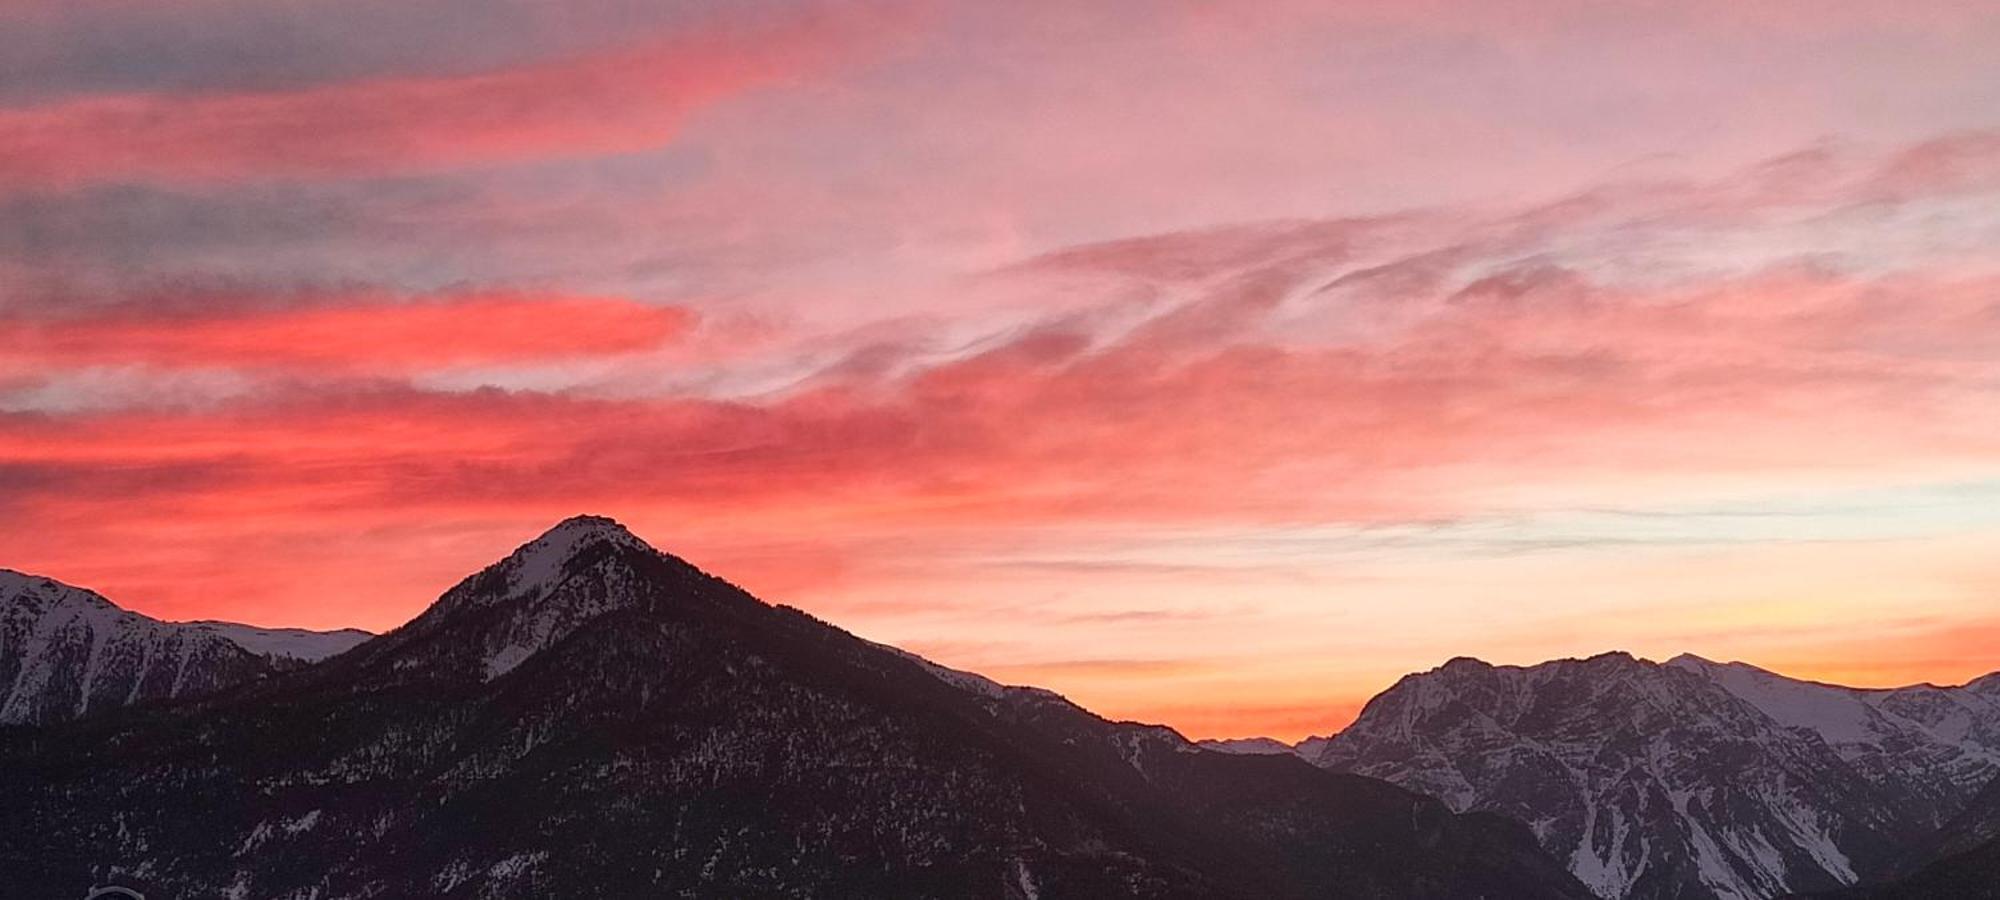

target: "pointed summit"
[381,515,737,681]
[540,513,642,542]
[1436,655,1493,672]
[522,513,651,558]
[421,515,658,618]
[501,514,653,592]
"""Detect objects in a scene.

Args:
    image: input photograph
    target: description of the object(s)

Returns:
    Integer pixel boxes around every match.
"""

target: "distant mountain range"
[1203,659,2000,899]
[1294,653,2000,899]
[0,517,1587,899]
[0,569,370,725]
[3,517,1996,898]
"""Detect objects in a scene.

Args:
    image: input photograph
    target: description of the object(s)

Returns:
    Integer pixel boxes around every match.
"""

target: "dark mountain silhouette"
[1912,769,2000,873]
[0,516,1589,898]
[1814,771,2000,898]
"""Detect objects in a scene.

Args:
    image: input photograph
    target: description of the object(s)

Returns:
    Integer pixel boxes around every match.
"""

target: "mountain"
[1916,767,2000,872]
[1669,655,2000,830]
[0,516,1591,899]
[0,568,371,725]
[1820,838,2000,899]
[183,620,374,662]
[1297,653,2000,900]
[1817,770,2000,898]
[1198,737,1299,756]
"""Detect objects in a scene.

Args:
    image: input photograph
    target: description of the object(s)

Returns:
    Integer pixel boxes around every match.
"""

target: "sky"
[3,0,1999,741]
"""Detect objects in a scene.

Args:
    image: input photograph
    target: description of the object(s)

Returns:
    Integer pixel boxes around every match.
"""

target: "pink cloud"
[0,291,692,373]
[3,255,1995,623]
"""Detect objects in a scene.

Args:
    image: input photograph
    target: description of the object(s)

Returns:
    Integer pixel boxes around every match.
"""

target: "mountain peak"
[0,568,366,725]
[1666,652,1758,673]
[501,515,653,590]
[399,515,658,629]
[1436,655,1493,672]
[391,515,711,680]
[536,514,645,548]
[1197,736,1298,756]
[1,567,122,617]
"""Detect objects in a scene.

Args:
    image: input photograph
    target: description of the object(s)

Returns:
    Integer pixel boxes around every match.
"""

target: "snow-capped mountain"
[0,517,1591,899]
[1198,736,1299,755]
[1669,654,2000,829]
[0,569,371,725]
[184,620,372,662]
[1298,653,2000,900]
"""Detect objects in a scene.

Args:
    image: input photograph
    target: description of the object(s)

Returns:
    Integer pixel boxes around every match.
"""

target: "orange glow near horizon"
[3,0,1999,740]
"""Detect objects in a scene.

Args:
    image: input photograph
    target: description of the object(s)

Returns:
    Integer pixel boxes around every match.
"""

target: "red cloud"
[0,292,692,372]
[3,265,1995,620]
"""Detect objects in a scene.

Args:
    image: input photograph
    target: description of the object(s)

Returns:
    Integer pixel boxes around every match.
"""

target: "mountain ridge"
[0,516,1591,899]
[0,568,372,725]
[9,519,1995,898]
[1289,651,2000,899]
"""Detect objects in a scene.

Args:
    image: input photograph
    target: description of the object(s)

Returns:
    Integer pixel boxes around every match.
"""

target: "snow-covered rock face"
[1198,737,1298,756]
[490,515,653,605]
[0,570,372,725]
[1668,654,2000,830]
[186,622,374,662]
[3,568,262,724]
[389,515,693,681]
[1299,652,1994,900]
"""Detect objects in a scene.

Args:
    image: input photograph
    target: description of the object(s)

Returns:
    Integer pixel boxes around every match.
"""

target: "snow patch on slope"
[1668,655,1878,742]
[502,515,650,599]
[408,516,663,680]
[1670,654,2000,796]
[1198,737,1297,756]
[875,643,1010,699]
[3,570,191,722]
[2,568,377,724]
[187,622,373,662]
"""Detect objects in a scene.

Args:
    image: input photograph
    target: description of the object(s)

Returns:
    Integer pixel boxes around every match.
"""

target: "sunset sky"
[4,0,1999,740]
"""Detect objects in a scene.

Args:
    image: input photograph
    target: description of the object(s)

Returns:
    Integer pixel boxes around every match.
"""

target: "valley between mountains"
[4,516,1997,899]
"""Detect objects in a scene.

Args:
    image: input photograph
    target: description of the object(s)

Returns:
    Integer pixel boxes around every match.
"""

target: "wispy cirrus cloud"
[4,242,1996,637]
[6,138,1999,524]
